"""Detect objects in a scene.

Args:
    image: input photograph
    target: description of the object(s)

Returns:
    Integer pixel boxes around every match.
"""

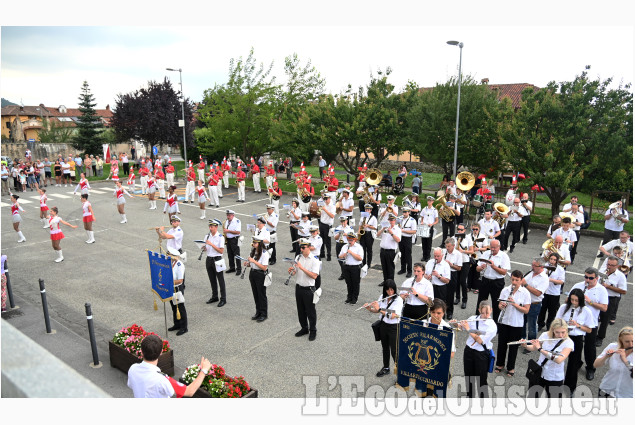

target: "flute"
[507,338,563,346]
[355,293,398,311]
[283,258,297,286]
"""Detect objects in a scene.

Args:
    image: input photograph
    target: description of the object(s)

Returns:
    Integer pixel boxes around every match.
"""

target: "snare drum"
[416,225,431,238]
[471,194,483,207]
[484,202,493,212]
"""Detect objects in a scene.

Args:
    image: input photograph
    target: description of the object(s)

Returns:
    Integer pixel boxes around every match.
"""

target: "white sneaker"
[43,224,49,228]
[55,256,64,263]
[65,184,68,187]
[120,219,127,223]
[86,239,95,244]
[200,216,205,219]
[17,238,26,243]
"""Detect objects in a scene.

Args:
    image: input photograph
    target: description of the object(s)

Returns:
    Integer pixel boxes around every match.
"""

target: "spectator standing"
[84,155,92,177]
[74,154,83,175]
[122,153,130,176]
[411,174,421,194]
[96,156,104,177]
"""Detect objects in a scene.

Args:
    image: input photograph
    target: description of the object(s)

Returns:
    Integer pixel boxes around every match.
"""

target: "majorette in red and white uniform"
[115,187,132,205]
[40,193,49,212]
[74,177,91,195]
[164,193,179,214]
[12,202,25,222]
[147,175,156,193]
[49,215,65,241]
[127,170,136,186]
[111,163,120,182]
[82,200,95,223]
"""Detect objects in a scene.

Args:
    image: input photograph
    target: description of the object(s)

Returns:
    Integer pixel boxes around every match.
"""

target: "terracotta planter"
[108,341,174,377]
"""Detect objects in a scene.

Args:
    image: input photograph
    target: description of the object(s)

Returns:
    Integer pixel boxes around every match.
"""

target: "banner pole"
[164,302,168,341]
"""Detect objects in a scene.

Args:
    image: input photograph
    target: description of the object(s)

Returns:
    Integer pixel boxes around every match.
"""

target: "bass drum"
[309,201,321,218]
[471,194,483,207]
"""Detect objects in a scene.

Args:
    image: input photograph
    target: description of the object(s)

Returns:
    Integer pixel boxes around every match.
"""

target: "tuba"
[434,193,456,222]
[541,238,563,262]
[609,201,627,220]
[493,202,509,227]
[456,172,475,192]
[402,194,414,208]
[365,168,383,186]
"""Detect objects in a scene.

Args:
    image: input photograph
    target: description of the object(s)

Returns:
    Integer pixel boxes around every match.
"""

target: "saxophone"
[358,215,367,239]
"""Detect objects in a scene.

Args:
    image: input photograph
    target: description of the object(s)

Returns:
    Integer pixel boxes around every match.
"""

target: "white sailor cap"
[257,216,267,224]
[208,219,222,226]
[226,209,235,215]
[170,215,181,222]
[388,213,398,220]
[265,204,275,209]
[402,207,411,212]
[387,195,395,200]
[298,238,312,246]
[309,225,319,232]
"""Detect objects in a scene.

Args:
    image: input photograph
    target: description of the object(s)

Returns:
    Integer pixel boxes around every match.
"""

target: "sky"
[1,1,633,111]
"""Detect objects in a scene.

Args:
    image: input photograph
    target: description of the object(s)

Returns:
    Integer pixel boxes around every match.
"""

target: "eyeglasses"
[584,276,595,280]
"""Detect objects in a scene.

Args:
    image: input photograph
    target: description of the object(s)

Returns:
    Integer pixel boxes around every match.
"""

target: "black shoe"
[522,348,531,355]
[168,325,179,331]
[509,246,514,253]
[461,302,466,309]
[308,331,316,341]
[586,370,595,381]
[256,315,267,322]
[226,269,236,274]
[289,249,296,253]
[378,282,384,286]
[406,272,412,278]
[350,300,357,305]
[338,275,344,281]
[236,270,241,276]
[454,298,460,305]
[397,270,406,275]
[595,338,603,347]
[269,261,276,265]
[537,325,545,332]
[522,241,527,245]
[295,329,309,337]
[319,255,325,259]
[421,257,426,261]
[217,300,226,307]
[596,253,603,258]
[446,313,452,320]
[207,297,219,304]
[251,313,261,320]
[327,256,331,261]
[176,329,188,336]
[376,367,390,377]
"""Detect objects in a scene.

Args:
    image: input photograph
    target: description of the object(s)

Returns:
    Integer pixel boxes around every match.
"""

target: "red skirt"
[50,232,65,241]
[83,215,95,223]
[40,206,49,212]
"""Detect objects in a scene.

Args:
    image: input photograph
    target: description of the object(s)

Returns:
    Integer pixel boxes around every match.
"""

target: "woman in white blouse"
[522,318,573,398]
[457,300,497,398]
[554,288,593,393]
[245,236,270,322]
[364,279,404,378]
[594,326,633,398]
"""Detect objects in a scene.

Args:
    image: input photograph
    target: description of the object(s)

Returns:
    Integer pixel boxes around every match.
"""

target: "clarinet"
[242,246,257,279]
[199,232,211,261]
[498,284,518,324]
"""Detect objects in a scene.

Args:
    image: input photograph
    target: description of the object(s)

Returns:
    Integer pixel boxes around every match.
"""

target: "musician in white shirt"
[340,232,364,304]
[597,256,628,346]
[379,214,401,284]
[203,219,227,306]
[334,216,353,280]
[264,205,279,264]
[454,224,473,310]
[603,202,629,245]
[476,239,510,322]
[424,248,451,302]
[442,238,462,320]
[520,259,550,345]
[599,230,632,260]
[521,192,533,244]
[467,223,488,294]
[556,288,593,393]
[568,204,585,263]
[397,207,417,278]
[291,239,321,341]
[378,195,399,224]
[501,198,527,253]
[544,235,571,267]
[562,196,584,215]
[570,267,609,381]
[495,270,531,377]
[537,252,566,332]
[288,199,302,255]
[308,226,323,289]
[593,326,634,398]
[419,196,439,262]
[317,195,336,260]
[478,210,501,240]
[457,300,497,398]
[339,189,355,225]
[399,263,434,320]
[359,204,378,269]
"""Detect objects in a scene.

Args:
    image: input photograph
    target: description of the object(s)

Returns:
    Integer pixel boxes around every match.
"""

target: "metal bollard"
[346,173,350,183]
[4,260,17,309]
[85,303,102,368]
[39,279,54,334]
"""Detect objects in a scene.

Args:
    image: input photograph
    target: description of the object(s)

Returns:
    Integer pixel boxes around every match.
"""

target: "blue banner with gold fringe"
[396,319,453,397]
[148,251,174,302]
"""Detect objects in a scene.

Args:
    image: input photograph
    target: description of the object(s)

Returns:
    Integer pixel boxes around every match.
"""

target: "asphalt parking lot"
[1,180,632,398]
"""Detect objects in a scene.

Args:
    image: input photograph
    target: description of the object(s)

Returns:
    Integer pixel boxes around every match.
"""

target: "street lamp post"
[166,67,187,167]
[446,40,463,180]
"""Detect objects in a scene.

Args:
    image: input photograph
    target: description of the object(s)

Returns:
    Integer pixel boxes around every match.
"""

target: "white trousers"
[140,175,148,194]
[156,179,165,198]
[237,181,245,200]
[186,180,196,202]
[265,175,274,191]
[252,173,261,192]
[197,169,205,182]
[223,172,229,188]
[217,179,223,197]
[166,173,174,187]
[209,185,219,206]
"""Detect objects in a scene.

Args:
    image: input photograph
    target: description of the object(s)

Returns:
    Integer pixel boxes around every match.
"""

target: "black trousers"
[399,236,413,273]
[343,264,361,302]
[534,378,567,399]
[458,262,469,302]
[521,215,530,243]
[250,269,267,317]
[290,223,300,253]
[464,345,490,398]
[598,296,620,339]
[441,218,455,246]
[584,327,598,372]
[538,293,560,330]
[433,284,447,303]
[401,303,428,321]
[446,271,458,315]
[318,222,331,257]
[564,334,584,394]
[380,248,396,283]
[467,261,481,292]
[269,240,277,262]
[477,277,505,322]
[496,323,522,370]
[602,229,621,245]
[296,284,317,332]
[570,230,580,263]
[455,208,464,225]
[502,220,521,250]
[420,229,434,261]
[336,242,346,275]
[170,284,187,330]
[123,162,130,175]
[380,322,398,369]
[226,237,241,272]
[206,256,227,301]
[360,233,374,267]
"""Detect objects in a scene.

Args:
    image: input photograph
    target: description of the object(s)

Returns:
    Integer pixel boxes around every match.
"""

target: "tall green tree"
[506,67,633,216]
[73,81,104,155]
[406,76,514,176]
[38,118,75,144]
[195,48,278,161]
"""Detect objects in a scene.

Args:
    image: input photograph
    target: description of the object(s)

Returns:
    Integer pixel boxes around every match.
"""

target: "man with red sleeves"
[250,157,261,193]
[207,165,220,208]
[265,160,276,192]
[214,164,224,198]
[327,168,339,202]
[139,161,149,195]
[268,179,282,214]
[185,162,197,203]
[235,163,246,202]
[197,156,206,183]
[165,159,175,188]
[155,167,166,199]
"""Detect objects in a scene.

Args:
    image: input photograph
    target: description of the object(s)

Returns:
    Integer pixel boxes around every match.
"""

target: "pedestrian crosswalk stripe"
[54,194,71,199]
[90,189,106,194]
